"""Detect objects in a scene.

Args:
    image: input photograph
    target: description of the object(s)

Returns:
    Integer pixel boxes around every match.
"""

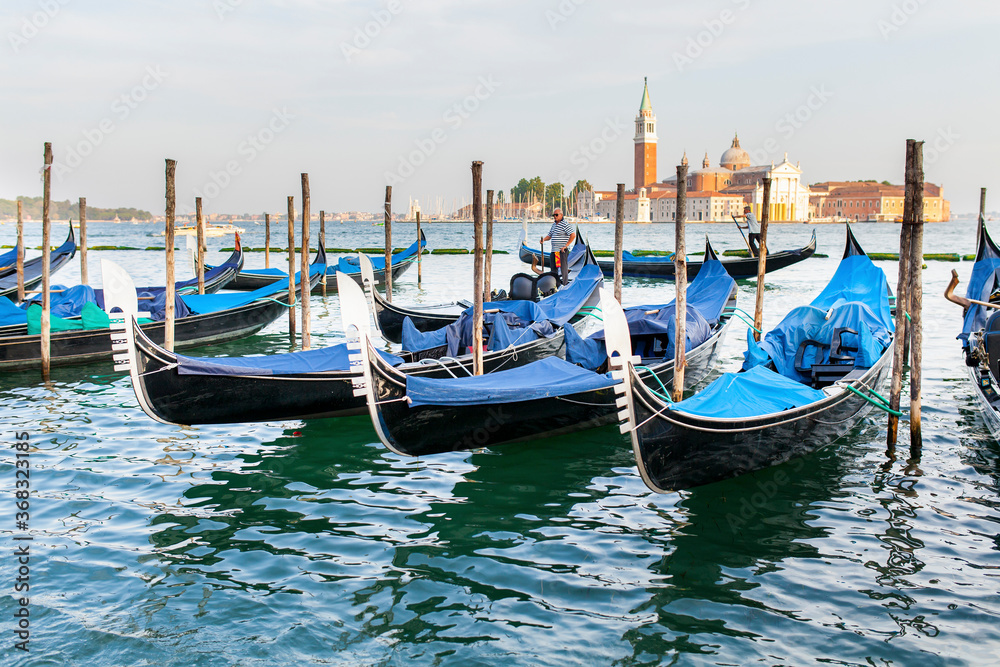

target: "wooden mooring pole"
[887,211,912,447]
[471,161,484,376]
[79,197,88,285]
[41,143,52,379]
[164,159,177,353]
[753,177,772,342]
[16,200,24,303]
[614,184,625,302]
[300,174,311,351]
[287,196,296,342]
[416,211,422,284]
[673,163,689,401]
[264,213,271,269]
[906,140,925,447]
[384,186,393,303]
[484,190,494,302]
[981,187,988,226]
[195,197,206,294]
[319,209,327,297]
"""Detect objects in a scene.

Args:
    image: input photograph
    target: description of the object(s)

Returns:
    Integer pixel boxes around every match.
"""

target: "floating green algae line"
[431,248,470,254]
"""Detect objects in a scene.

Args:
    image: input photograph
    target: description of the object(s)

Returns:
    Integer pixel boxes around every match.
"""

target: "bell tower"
[633,77,657,192]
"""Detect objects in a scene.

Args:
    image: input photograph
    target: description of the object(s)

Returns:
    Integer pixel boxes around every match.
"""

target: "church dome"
[720,133,750,171]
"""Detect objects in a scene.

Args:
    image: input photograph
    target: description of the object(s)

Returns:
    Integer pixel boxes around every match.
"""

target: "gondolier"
[540,208,575,278]
[738,205,762,256]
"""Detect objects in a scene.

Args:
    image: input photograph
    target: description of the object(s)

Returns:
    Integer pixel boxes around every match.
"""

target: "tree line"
[0,197,153,221]
[509,178,592,216]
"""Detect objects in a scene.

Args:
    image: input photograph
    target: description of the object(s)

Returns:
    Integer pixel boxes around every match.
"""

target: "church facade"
[586,79,950,223]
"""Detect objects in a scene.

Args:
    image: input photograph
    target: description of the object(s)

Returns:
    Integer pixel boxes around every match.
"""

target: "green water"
[0,221,998,665]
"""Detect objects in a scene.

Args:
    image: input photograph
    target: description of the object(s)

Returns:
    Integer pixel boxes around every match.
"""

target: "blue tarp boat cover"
[960,251,1000,344]
[0,246,17,270]
[622,251,674,263]
[176,344,403,376]
[0,296,27,326]
[401,264,601,354]
[336,236,425,273]
[587,256,735,365]
[182,263,323,314]
[669,365,827,419]
[405,356,618,407]
[742,253,892,382]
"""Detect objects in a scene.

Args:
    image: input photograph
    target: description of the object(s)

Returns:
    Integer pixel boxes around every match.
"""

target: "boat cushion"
[669,365,827,419]
[405,356,618,407]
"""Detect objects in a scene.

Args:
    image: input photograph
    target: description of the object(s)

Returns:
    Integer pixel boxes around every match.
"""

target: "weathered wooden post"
[40,143,53,379]
[264,212,271,269]
[906,139,924,447]
[981,187,988,225]
[300,174,311,351]
[384,186,393,303]
[673,164,689,400]
[195,197,206,294]
[16,200,24,303]
[614,183,624,302]
[484,189,494,302]
[164,158,177,353]
[472,161,485,376]
[753,177,772,342]
[887,202,912,446]
[319,209,327,297]
[416,210,422,284]
[79,197,88,285]
[287,196,296,342]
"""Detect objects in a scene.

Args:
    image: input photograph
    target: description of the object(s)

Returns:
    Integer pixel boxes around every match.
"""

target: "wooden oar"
[731,214,752,254]
[944,268,1000,310]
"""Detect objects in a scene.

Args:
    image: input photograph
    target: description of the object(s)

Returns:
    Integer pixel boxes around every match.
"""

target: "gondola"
[0,225,77,300]
[0,246,325,372]
[951,220,1000,437]
[366,238,600,344]
[216,230,425,293]
[521,228,818,281]
[346,240,738,457]
[617,225,895,493]
[123,257,604,426]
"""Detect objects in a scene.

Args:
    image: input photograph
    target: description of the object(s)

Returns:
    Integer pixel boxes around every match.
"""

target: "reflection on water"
[1,221,999,664]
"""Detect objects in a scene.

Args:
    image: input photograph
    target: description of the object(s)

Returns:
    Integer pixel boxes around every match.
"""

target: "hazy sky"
[2,0,998,216]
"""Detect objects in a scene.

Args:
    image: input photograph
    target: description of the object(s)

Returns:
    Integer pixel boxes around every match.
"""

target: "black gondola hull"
[630,349,891,493]
[224,256,413,293]
[520,232,817,281]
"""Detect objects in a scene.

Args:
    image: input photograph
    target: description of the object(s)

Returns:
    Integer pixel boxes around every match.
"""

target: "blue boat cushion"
[405,356,619,407]
[176,344,403,376]
[670,365,827,419]
[534,264,602,326]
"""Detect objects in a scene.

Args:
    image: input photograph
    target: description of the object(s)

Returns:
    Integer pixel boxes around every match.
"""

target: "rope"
[634,365,673,403]
[253,297,295,307]
[723,307,762,333]
[845,384,902,416]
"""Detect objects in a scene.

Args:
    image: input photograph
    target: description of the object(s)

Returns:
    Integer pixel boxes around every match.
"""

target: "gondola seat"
[794,327,864,388]
[508,272,559,302]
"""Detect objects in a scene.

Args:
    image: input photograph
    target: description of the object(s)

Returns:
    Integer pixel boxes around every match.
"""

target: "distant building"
[634,78,657,192]
[595,187,744,223]
[809,181,950,222]
[407,197,421,221]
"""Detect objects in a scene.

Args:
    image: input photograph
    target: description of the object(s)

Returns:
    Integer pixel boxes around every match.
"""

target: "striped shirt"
[547,219,574,251]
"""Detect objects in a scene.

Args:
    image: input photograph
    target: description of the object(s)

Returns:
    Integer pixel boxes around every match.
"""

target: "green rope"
[905,311,911,322]
[845,384,902,416]
[634,365,674,403]
[254,297,295,307]
[723,307,763,334]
